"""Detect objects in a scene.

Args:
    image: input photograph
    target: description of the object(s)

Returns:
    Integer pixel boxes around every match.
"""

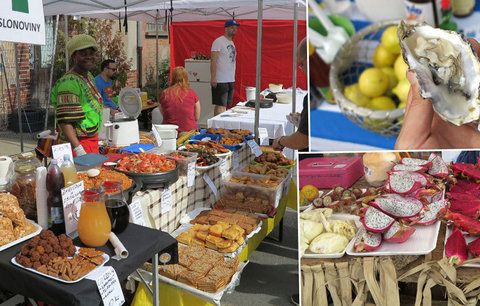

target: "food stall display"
[78,169,133,190]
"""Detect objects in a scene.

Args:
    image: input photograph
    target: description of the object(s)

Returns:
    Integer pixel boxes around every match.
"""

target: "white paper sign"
[128,200,145,226]
[0,0,46,45]
[219,158,228,178]
[161,189,172,214]
[258,128,269,146]
[187,162,196,187]
[61,181,84,238]
[151,127,162,147]
[52,143,73,167]
[95,267,125,306]
[247,139,263,157]
[232,151,240,170]
[203,173,218,198]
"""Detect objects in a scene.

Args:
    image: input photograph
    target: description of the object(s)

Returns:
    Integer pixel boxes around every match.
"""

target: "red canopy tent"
[170,19,307,105]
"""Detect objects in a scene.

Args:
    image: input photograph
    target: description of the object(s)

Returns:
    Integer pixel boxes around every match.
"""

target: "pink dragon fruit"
[451,163,480,180]
[447,193,480,219]
[439,209,480,236]
[387,171,426,195]
[360,206,395,233]
[450,180,480,198]
[392,164,427,173]
[445,227,468,265]
[415,199,447,226]
[369,194,423,218]
[354,227,382,252]
[401,157,433,168]
[427,153,449,178]
[408,188,441,204]
[467,237,480,258]
[383,221,416,243]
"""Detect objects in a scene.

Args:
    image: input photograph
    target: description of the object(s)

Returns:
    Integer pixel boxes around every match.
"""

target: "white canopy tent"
[41,0,306,153]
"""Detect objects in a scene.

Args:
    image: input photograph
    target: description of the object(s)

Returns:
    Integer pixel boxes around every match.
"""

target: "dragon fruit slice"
[387,171,426,195]
[370,194,423,218]
[401,158,433,168]
[416,199,447,226]
[360,206,395,233]
[392,164,427,173]
[354,227,382,252]
[408,188,441,204]
[427,154,449,178]
[439,209,480,236]
[445,227,468,265]
[467,237,480,258]
[383,221,416,243]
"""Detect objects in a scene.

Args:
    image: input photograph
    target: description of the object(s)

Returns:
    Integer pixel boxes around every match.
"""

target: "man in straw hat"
[51,34,103,156]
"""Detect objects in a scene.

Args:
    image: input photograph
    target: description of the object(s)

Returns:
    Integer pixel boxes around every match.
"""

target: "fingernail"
[406,70,416,83]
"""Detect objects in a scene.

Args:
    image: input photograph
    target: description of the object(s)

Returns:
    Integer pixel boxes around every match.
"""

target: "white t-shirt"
[211,35,236,83]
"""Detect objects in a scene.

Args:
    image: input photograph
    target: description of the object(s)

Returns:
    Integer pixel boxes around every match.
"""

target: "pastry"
[208,224,223,237]
[0,216,16,246]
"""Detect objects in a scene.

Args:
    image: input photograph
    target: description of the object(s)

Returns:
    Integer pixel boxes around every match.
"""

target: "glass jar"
[77,189,111,247]
[10,158,40,221]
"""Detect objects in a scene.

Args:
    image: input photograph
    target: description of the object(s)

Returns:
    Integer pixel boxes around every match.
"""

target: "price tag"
[61,181,84,238]
[93,267,125,306]
[203,173,218,198]
[187,162,196,187]
[232,151,240,170]
[128,200,145,226]
[52,143,73,166]
[151,127,162,147]
[219,158,228,179]
[161,188,172,214]
[247,139,263,157]
[258,128,269,146]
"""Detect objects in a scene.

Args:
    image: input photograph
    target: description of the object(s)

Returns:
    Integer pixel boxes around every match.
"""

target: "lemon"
[373,44,396,68]
[344,84,370,107]
[380,67,398,91]
[367,96,396,110]
[394,55,409,81]
[381,26,401,55]
[392,78,410,104]
[301,184,319,202]
[358,68,389,98]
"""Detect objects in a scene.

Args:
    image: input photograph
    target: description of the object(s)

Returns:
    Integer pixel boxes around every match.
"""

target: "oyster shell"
[398,21,480,126]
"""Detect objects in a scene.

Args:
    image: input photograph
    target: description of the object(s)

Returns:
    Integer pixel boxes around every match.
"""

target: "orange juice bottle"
[77,189,111,247]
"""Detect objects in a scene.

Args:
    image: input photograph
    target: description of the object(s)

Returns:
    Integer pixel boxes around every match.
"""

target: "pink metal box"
[299,157,364,189]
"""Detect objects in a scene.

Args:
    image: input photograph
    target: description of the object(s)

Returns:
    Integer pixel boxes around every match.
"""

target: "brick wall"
[16,43,31,108]
[126,70,138,88]
[140,23,170,86]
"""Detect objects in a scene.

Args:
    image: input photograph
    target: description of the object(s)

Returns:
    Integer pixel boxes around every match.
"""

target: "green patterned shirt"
[51,72,103,140]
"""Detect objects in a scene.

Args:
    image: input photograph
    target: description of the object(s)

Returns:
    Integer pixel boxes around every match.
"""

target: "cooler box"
[299,157,363,189]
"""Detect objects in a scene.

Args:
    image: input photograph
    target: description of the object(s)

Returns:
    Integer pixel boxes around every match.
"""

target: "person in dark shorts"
[211,19,239,115]
[272,38,309,151]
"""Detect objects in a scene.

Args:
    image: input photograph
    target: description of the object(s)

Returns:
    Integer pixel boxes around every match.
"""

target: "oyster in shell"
[398,21,480,126]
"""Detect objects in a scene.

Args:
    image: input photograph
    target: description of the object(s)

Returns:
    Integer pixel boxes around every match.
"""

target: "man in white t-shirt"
[211,19,239,115]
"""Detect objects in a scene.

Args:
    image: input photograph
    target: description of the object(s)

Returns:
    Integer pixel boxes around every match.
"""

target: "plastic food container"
[225,171,286,208]
[74,154,109,171]
[164,150,198,176]
[119,144,155,154]
[190,133,221,142]
[299,157,363,189]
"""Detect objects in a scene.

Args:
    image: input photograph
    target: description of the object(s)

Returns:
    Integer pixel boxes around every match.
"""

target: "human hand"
[211,80,217,88]
[74,144,87,156]
[287,112,301,128]
[272,137,284,151]
[395,39,480,150]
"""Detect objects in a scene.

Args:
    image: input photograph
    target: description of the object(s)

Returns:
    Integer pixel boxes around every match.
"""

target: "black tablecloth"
[0,224,177,305]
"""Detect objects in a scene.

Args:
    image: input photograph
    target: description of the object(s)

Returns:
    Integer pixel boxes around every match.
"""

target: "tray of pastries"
[188,209,261,236]
[12,230,109,283]
[0,193,41,251]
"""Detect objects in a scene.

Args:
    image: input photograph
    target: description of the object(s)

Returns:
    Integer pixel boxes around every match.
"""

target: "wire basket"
[329,20,405,136]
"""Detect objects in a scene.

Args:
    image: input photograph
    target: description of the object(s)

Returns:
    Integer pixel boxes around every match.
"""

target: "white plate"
[0,220,42,252]
[346,220,442,257]
[444,226,480,268]
[11,247,110,283]
[302,213,360,259]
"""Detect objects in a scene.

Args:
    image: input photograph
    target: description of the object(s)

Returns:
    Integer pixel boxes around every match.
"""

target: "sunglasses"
[107,67,117,72]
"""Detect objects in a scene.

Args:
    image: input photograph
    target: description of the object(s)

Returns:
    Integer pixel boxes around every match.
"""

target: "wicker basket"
[329,21,405,136]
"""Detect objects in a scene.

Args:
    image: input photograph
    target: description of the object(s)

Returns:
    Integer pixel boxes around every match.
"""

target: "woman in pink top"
[159,67,201,132]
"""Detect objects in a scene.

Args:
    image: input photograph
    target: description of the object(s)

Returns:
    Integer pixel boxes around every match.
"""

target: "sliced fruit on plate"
[354,227,382,252]
[383,221,416,243]
[445,227,468,265]
[414,199,447,226]
[360,206,395,233]
[369,194,423,218]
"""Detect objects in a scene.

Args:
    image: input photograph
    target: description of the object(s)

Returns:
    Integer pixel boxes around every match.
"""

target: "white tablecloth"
[207,90,307,139]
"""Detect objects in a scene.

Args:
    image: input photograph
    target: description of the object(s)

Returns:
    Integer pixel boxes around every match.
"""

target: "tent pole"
[155,9,159,101]
[254,0,263,143]
[14,44,24,152]
[45,15,60,131]
[292,1,298,121]
[64,15,69,72]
